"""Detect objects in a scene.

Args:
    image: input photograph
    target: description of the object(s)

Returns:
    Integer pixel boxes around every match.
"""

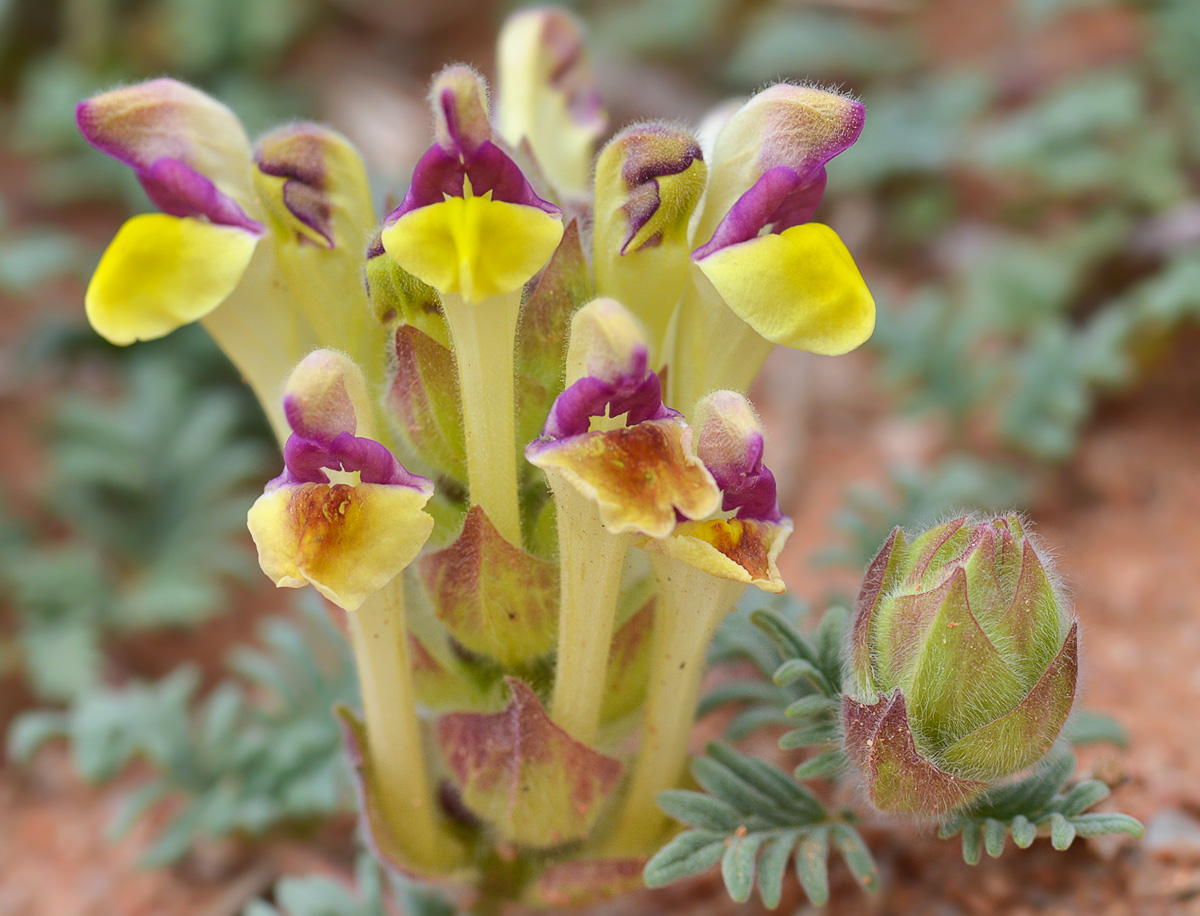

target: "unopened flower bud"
[843,515,1079,815]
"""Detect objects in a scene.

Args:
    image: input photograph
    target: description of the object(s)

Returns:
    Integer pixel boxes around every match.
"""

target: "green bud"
[842,515,1078,815]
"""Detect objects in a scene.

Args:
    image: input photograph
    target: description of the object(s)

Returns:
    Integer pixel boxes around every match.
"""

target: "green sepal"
[905,567,1027,752]
[938,622,1078,780]
[419,507,559,666]
[848,526,907,697]
[515,218,592,462]
[387,324,466,483]
[366,243,449,345]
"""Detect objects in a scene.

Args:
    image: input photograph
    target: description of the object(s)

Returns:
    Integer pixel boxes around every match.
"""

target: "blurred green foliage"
[0,0,322,208]
[9,595,358,864]
[0,328,273,699]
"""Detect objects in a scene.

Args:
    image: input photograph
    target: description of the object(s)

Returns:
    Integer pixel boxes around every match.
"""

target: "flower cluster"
[77,7,875,906]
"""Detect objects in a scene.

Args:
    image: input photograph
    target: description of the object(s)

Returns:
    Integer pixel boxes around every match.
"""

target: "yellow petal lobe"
[381,197,563,304]
[247,482,434,611]
[529,419,720,538]
[85,213,258,345]
[639,518,792,593]
[696,222,875,356]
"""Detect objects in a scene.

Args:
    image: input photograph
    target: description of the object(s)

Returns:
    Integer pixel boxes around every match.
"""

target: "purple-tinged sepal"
[593,124,707,361]
[437,679,622,849]
[527,299,721,538]
[247,351,435,611]
[496,7,606,196]
[842,515,1080,815]
[515,219,594,455]
[364,233,467,483]
[530,859,647,908]
[387,323,467,483]
[842,691,987,816]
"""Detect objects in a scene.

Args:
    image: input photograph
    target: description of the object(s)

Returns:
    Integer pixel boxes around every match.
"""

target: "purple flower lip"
[385,140,559,224]
[255,126,335,247]
[538,368,678,443]
[139,157,264,233]
[274,392,431,492]
[695,403,784,523]
[277,431,429,490]
[692,164,824,261]
[713,456,783,524]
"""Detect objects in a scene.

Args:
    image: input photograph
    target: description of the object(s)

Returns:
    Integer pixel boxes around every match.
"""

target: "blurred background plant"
[0,0,1191,910]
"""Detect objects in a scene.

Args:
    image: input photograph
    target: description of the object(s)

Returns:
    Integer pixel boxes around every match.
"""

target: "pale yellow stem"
[594,241,690,371]
[604,555,745,853]
[346,576,464,872]
[270,239,392,437]
[549,483,632,746]
[665,273,773,412]
[440,291,524,547]
[201,251,313,447]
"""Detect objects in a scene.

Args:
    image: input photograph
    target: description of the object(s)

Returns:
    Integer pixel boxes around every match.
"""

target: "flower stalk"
[665,274,774,408]
[440,290,524,546]
[347,575,464,872]
[547,483,631,744]
[604,554,744,852]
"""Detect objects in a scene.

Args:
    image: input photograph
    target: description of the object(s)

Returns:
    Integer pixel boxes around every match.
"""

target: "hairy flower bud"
[842,515,1079,815]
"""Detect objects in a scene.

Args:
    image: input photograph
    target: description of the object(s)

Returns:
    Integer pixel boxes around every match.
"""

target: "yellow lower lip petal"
[638,517,792,593]
[380,196,563,304]
[695,222,875,356]
[247,481,435,612]
[85,212,259,345]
